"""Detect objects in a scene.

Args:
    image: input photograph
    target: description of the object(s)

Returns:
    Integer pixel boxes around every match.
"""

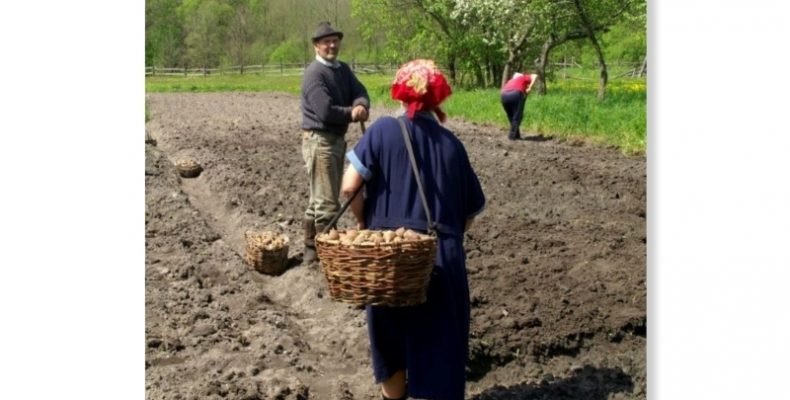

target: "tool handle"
[323,120,367,234]
[324,184,363,233]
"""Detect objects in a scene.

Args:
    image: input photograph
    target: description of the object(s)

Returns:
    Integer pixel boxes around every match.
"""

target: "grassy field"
[146,71,645,155]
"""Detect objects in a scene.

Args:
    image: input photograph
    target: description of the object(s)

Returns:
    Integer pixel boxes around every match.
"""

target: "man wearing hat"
[301,21,370,264]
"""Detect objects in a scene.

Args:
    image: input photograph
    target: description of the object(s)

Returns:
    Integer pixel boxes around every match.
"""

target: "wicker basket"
[244,231,289,275]
[315,228,436,307]
[176,159,203,178]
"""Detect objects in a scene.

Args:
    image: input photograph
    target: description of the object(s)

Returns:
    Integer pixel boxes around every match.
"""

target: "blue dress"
[347,113,486,399]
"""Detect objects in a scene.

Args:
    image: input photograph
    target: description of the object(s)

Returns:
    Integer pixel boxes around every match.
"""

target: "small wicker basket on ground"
[176,158,203,178]
[315,228,436,307]
[244,231,289,275]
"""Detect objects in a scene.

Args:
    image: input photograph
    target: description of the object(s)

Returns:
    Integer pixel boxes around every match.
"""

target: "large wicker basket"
[315,228,436,307]
[244,231,289,275]
[176,158,203,178]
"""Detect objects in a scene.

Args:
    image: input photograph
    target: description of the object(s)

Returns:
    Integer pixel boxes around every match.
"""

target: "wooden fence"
[145,60,645,79]
[548,58,646,79]
[144,62,400,77]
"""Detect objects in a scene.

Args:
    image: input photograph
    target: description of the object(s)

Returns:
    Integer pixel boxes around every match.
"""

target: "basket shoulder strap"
[397,117,437,235]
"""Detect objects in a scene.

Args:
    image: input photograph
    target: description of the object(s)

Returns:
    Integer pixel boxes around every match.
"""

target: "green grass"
[146,72,645,154]
[146,73,306,93]
[443,79,646,154]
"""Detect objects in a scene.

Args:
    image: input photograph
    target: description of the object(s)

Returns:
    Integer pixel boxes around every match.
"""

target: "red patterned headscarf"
[391,59,452,123]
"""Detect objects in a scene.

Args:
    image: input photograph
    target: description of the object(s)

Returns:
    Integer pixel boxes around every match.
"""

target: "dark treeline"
[146,0,646,94]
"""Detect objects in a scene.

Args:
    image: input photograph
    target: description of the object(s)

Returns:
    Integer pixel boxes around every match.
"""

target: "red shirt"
[501,74,532,94]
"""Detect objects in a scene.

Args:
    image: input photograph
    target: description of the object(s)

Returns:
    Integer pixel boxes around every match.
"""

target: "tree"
[268,39,303,63]
[531,0,641,96]
[530,0,587,95]
[451,0,544,87]
[572,0,608,100]
[353,0,467,83]
[143,0,645,97]
[227,3,254,72]
[146,0,185,67]
[179,0,234,70]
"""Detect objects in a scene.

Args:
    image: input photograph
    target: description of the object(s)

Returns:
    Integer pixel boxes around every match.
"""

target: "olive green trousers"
[301,130,346,229]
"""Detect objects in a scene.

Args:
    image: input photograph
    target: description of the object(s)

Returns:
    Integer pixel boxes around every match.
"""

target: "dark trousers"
[501,90,526,139]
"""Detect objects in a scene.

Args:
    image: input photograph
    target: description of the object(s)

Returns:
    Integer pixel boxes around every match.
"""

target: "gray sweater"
[301,60,370,135]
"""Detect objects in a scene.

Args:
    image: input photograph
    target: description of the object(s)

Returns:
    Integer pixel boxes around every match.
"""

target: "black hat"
[312,21,344,43]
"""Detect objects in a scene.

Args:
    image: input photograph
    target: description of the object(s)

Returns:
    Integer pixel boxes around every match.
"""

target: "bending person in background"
[300,21,370,264]
[340,59,486,400]
[500,72,537,140]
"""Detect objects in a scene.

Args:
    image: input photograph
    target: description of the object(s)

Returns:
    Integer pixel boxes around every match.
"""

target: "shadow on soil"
[469,366,634,400]
[518,134,552,142]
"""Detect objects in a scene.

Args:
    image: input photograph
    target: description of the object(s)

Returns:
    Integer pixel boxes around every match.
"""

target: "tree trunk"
[474,64,485,88]
[447,54,457,85]
[534,39,555,95]
[487,62,495,88]
[501,27,531,88]
[502,48,517,88]
[502,63,512,89]
[572,0,608,100]
[592,40,608,100]
[493,64,504,89]
[534,27,590,95]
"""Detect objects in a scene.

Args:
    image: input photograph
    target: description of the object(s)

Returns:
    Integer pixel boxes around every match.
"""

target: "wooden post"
[638,56,647,78]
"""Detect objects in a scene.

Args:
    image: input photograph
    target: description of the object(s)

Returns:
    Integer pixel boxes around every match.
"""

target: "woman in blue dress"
[340,59,486,400]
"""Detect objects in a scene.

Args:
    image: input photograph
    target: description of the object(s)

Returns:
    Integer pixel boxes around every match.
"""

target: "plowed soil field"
[145,92,646,400]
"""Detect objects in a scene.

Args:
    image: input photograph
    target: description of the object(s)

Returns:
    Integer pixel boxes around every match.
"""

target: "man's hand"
[351,105,369,122]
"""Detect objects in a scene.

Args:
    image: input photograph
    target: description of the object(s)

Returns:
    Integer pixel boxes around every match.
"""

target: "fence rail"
[144,62,401,77]
[145,60,645,78]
